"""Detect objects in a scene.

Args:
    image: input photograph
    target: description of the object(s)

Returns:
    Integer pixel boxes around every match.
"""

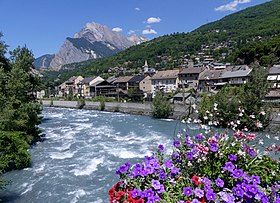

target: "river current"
[0,107,187,203]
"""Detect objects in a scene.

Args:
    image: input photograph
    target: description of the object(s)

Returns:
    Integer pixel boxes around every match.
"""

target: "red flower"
[116,191,125,201]
[135,198,144,203]
[186,201,191,203]
[108,187,115,197]
[192,175,202,185]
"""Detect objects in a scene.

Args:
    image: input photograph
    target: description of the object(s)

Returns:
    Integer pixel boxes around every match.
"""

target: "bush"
[100,101,105,111]
[152,92,173,119]
[109,130,280,202]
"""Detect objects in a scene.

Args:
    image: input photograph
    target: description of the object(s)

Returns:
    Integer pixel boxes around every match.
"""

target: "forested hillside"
[43,0,280,84]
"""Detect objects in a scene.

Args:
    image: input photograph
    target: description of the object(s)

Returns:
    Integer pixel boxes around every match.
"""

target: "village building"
[220,65,252,85]
[150,69,180,96]
[64,76,84,96]
[178,67,205,89]
[81,76,104,97]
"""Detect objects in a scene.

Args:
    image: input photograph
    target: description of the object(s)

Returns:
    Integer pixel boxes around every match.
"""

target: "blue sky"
[0,0,270,58]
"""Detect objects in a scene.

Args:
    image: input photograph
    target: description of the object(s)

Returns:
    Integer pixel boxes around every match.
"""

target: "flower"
[209,143,219,152]
[228,154,237,161]
[215,178,224,188]
[152,179,161,190]
[224,161,235,172]
[251,175,261,184]
[192,175,202,185]
[232,169,243,179]
[194,188,204,198]
[183,187,193,196]
[206,191,216,201]
[132,189,142,198]
[158,144,164,151]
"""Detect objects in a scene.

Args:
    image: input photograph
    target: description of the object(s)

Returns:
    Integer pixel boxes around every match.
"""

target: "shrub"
[100,101,105,111]
[109,130,280,202]
[152,92,173,119]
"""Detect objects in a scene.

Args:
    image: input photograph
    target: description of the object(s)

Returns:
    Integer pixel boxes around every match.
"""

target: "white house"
[150,69,180,97]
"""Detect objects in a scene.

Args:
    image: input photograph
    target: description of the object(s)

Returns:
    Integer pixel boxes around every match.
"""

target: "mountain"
[37,22,148,70]
[34,54,54,69]
[43,0,280,82]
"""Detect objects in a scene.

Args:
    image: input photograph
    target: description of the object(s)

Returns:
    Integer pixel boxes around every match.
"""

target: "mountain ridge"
[35,22,148,70]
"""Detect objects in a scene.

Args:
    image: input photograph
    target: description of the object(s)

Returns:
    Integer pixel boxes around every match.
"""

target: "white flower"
[209,113,213,117]
[236,120,240,125]
[249,115,255,119]
[206,110,210,114]
[274,136,279,141]
[239,112,243,117]
[208,121,213,126]
[231,142,236,146]
[244,127,248,131]
[192,104,197,109]
[188,161,193,167]
[177,133,182,138]
[203,116,208,120]
[265,134,270,139]
[258,139,264,145]
[256,122,263,128]
[238,150,245,156]
[259,111,266,115]
[214,103,218,108]
[272,171,275,176]
[197,158,201,163]
[195,110,199,113]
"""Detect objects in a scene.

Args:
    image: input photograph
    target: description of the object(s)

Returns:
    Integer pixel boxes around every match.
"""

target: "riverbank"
[41,100,189,120]
[41,100,280,132]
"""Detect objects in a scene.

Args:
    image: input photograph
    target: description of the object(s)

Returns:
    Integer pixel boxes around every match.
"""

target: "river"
[0,107,189,203]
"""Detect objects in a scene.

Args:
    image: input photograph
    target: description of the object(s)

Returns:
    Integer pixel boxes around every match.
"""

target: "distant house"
[178,67,205,89]
[267,64,280,89]
[172,92,191,104]
[266,64,280,100]
[198,69,225,92]
[81,76,104,97]
[90,80,116,97]
[113,76,134,91]
[58,82,66,97]
[64,76,84,96]
[151,69,180,96]
[128,74,145,90]
[220,66,252,85]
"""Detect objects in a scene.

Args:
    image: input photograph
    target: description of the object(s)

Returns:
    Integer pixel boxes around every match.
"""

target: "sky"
[0,0,270,58]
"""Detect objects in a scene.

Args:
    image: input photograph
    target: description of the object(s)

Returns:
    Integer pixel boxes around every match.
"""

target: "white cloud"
[112,27,123,32]
[215,0,251,12]
[135,7,140,11]
[128,30,135,35]
[147,17,161,24]
[142,29,157,35]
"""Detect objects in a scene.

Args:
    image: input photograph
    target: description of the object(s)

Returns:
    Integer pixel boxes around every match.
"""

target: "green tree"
[152,92,173,118]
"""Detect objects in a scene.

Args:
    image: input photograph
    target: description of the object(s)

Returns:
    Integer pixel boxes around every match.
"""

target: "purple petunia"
[224,161,235,172]
[173,140,181,147]
[251,175,261,184]
[158,144,164,151]
[228,154,237,161]
[164,160,174,169]
[194,188,204,198]
[215,178,224,188]
[248,184,259,195]
[159,172,166,181]
[210,143,219,152]
[203,177,212,186]
[232,169,243,179]
[183,187,193,196]
[132,189,142,198]
[233,187,244,197]
[152,179,161,190]
[247,148,256,157]
[195,134,204,140]
[206,191,216,201]
[186,152,194,160]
